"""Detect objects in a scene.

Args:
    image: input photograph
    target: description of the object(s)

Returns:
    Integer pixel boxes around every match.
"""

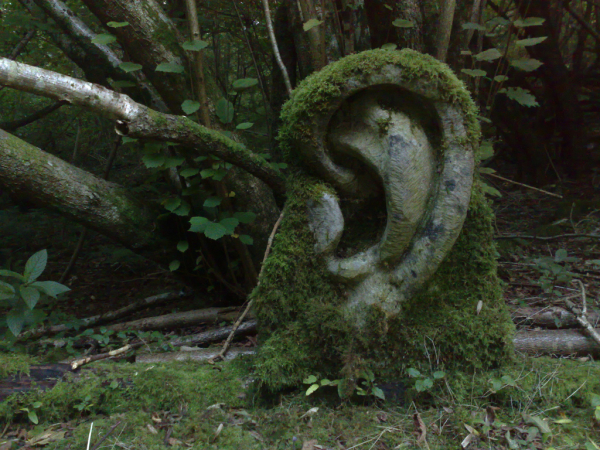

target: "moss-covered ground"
[0,353,598,449]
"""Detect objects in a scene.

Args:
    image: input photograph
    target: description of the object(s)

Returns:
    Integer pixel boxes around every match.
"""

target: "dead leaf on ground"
[413,412,427,444]
[301,439,318,450]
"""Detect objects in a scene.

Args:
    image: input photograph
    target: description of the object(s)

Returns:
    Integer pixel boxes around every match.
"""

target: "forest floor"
[1,166,599,449]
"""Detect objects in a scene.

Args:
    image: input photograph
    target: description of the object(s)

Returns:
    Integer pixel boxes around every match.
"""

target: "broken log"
[514,329,600,357]
[136,347,255,364]
[512,307,600,329]
[169,320,257,348]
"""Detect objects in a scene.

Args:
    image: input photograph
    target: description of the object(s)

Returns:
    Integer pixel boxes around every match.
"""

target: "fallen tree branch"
[514,329,600,357]
[169,319,256,348]
[495,233,600,241]
[0,58,286,196]
[484,173,563,198]
[136,347,255,364]
[71,343,143,370]
[21,291,190,339]
[104,307,239,333]
[513,306,600,329]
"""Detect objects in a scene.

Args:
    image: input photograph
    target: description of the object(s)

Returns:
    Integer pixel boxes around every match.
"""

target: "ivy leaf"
[233,211,257,224]
[142,153,165,168]
[156,62,185,74]
[203,197,222,208]
[181,100,200,115]
[239,235,254,245]
[232,78,258,90]
[303,19,323,31]
[169,260,180,271]
[204,222,227,240]
[182,40,209,51]
[163,156,185,168]
[513,17,545,27]
[20,286,40,309]
[173,201,191,216]
[236,122,254,130]
[215,98,234,123]
[189,216,209,232]
[462,22,487,31]
[392,18,414,28]
[474,48,502,62]
[461,69,487,77]
[30,281,70,298]
[177,241,189,252]
[516,36,547,46]
[510,58,543,72]
[6,310,24,336]
[107,21,129,28]
[119,62,142,73]
[499,87,539,107]
[91,34,116,45]
[24,250,47,283]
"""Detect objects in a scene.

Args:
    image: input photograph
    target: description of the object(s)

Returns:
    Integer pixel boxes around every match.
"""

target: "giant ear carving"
[282,50,478,325]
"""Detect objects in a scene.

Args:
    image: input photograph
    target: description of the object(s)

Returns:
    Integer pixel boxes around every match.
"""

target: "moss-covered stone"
[252,49,513,391]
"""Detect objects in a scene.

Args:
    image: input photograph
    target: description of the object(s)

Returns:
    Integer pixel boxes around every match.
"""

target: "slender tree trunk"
[435,0,457,62]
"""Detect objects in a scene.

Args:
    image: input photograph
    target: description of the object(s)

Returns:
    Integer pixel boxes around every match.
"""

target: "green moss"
[0,353,39,378]
[252,50,511,391]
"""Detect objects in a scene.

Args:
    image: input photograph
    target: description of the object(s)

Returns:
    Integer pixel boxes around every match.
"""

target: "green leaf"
[481,182,502,198]
[164,197,181,212]
[30,281,70,298]
[200,169,215,179]
[232,78,258,90]
[392,18,414,28]
[142,153,166,168]
[0,280,16,300]
[0,269,25,281]
[407,368,421,378]
[479,141,494,161]
[236,122,254,130]
[462,22,487,31]
[303,375,318,384]
[514,17,545,27]
[24,250,47,283]
[91,34,116,45]
[510,58,543,72]
[182,40,209,51]
[306,384,319,395]
[203,197,222,208]
[478,167,496,174]
[303,19,323,31]
[204,222,227,240]
[163,156,185,168]
[28,410,39,424]
[169,260,180,271]
[372,387,385,400]
[119,62,142,73]
[112,80,136,88]
[555,249,568,262]
[6,310,24,336]
[381,43,397,51]
[239,235,254,245]
[20,286,40,309]
[516,36,547,46]
[233,211,257,224]
[173,201,191,216]
[156,62,185,74]
[500,87,539,107]
[181,100,200,115]
[433,371,446,379]
[461,69,487,77]
[215,98,234,124]
[474,48,502,61]
[219,218,240,234]
[189,216,209,232]
[180,168,199,178]
[177,241,189,252]
[107,21,129,28]
[494,75,509,82]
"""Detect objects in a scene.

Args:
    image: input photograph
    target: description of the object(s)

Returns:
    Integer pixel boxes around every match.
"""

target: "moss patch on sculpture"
[252,174,513,390]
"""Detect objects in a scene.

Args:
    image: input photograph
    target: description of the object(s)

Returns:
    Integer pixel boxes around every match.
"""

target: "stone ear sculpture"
[254,49,512,389]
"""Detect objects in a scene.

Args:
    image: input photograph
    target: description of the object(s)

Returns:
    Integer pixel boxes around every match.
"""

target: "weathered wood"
[514,329,600,357]
[136,347,255,364]
[512,306,600,329]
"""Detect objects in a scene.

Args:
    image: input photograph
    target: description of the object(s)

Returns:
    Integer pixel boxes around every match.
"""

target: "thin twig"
[484,173,563,198]
[562,0,600,43]
[566,280,600,346]
[261,0,293,95]
[209,210,285,363]
[90,421,122,450]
